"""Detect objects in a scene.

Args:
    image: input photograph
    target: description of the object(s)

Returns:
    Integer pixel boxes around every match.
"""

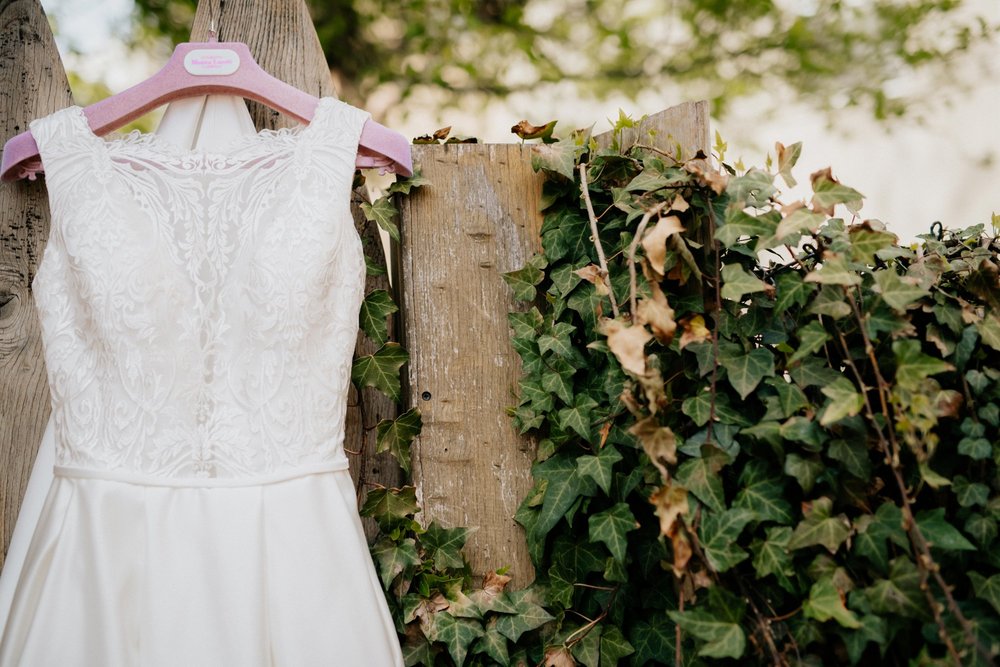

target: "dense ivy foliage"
[357,126,1000,665]
[499,125,1000,665]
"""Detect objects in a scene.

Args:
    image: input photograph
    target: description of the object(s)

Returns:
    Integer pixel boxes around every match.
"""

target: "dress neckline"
[65,95,340,165]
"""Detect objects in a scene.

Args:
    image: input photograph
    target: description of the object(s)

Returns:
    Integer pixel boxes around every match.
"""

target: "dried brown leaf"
[573,264,610,295]
[629,416,677,476]
[641,215,685,276]
[678,314,711,349]
[686,161,729,195]
[544,646,577,667]
[650,482,689,538]
[600,318,652,375]
[636,285,677,345]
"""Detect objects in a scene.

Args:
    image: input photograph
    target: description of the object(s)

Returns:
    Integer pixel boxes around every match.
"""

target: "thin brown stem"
[579,162,621,318]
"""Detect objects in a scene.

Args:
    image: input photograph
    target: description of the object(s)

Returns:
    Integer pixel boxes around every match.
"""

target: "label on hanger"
[183,49,241,76]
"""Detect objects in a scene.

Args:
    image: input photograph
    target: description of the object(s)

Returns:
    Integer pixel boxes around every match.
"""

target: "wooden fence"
[0,0,707,587]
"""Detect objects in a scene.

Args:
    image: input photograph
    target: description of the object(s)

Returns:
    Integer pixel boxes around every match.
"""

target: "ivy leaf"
[719,345,776,399]
[968,572,1000,615]
[953,476,990,507]
[371,537,420,588]
[804,252,861,286]
[864,557,929,619]
[892,340,953,390]
[788,497,851,554]
[667,608,747,659]
[776,141,802,187]
[734,463,793,525]
[807,284,852,319]
[360,196,399,242]
[849,226,896,264]
[495,590,555,642]
[558,393,599,441]
[386,169,430,195]
[819,377,864,425]
[540,357,576,405]
[775,207,825,246]
[784,453,823,492]
[775,272,814,315]
[789,320,830,364]
[676,447,728,512]
[873,269,930,312]
[828,439,872,479]
[503,263,545,301]
[599,626,635,665]
[375,408,422,475]
[474,621,511,666]
[978,312,1000,352]
[531,141,584,180]
[721,263,770,302]
[700,507,754,572]
[576,444,623,494]
[538,321,578,359]
[359,289,399,346]
[532,454,599,538]
[752,526,797,592]
[717,209,778,248]
[431,611,485,666]
[588,503,639,563]
[804,577,861,629]
[914,509,976,552]
[811,171,863,216]
[352,342,409,401]
[422,521,475,570]
[360,485,420,527]
[628,614,675,666]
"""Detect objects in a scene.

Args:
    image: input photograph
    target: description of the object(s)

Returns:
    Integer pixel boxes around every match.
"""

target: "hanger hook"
[208,15,218,42]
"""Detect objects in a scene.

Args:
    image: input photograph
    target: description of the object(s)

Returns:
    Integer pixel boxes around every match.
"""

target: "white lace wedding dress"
[0,96,404,666]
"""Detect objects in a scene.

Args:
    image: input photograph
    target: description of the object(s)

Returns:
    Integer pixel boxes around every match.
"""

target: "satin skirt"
[0,464,403,666]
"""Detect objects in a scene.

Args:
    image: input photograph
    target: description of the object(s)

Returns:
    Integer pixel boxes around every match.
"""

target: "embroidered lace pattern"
[28,97,371,482]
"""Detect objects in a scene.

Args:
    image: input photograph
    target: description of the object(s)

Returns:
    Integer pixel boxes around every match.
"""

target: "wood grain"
[0,0,73,565]
[400,102,709,586]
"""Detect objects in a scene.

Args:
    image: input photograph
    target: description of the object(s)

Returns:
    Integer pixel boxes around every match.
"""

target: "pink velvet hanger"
[0,31,412,181]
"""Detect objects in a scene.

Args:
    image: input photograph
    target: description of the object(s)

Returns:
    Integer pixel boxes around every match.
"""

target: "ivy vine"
[356,119,1000,666]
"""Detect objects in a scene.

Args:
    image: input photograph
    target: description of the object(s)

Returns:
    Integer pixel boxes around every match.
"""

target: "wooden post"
[399,102,709,587]
[0,0,73,566]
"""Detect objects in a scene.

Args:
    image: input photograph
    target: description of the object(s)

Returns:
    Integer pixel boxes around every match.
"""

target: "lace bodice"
[28,97,372,484]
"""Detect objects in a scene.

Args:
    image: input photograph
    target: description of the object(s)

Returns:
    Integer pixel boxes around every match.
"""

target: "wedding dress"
[0,95,405,666]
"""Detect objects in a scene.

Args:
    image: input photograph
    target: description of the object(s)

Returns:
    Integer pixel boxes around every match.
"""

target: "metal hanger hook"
[208,15,218,42]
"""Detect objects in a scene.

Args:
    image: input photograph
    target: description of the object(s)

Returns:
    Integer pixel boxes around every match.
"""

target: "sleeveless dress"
[0,97,405,666]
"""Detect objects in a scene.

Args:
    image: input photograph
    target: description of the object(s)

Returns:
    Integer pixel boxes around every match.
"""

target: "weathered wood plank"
[400,101,709,586]
[0,0,73,565]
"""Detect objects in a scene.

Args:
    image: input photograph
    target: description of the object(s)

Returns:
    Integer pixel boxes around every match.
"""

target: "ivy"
[500,127,1000,666]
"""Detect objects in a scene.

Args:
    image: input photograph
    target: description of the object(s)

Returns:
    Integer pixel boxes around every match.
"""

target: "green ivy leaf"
[914,508,976,552]
[849,226,897,264]
[804,252,861,286]
[359,289,399,346]
[360,485,420,527]
[351,342,409,401]
[811,176,863,215]
[558,393,599,441]
[571,625,601,667]
[788,497,851,554]
[734,463,793,525]
[807,285,852,319]
[531,141,584,180]
[775,208,825,246]
[804,577,861,629]
[864,557,928,619]
[978,312,1000,352]
[716,209,778,248]
[371,536,420,588]
[873,269,930,312]
[752,526,797,592]
[774,272,814,315]
[676,448,728,512]
[588,503,639,563]
[819,377,864,425]
[828,439,872,479]
[599,626,635,665]
[892,340,953,390]
[576,444,623,495]
[375,408,422,475]
[789,321,830,364]
[699,507,754,572]
[503,263,545,301]
[719,345,775,399]
[360,196,400,242]
[430,611,485,665]
[628,614,675,665]
[532,454,599,539]
[968,572,1000,616]
[667,608,747,659]
[721,263,770,302]
[474,621,511,666]
[784,453,824,492]
[495,589,555,642]
[421,521,475,570]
